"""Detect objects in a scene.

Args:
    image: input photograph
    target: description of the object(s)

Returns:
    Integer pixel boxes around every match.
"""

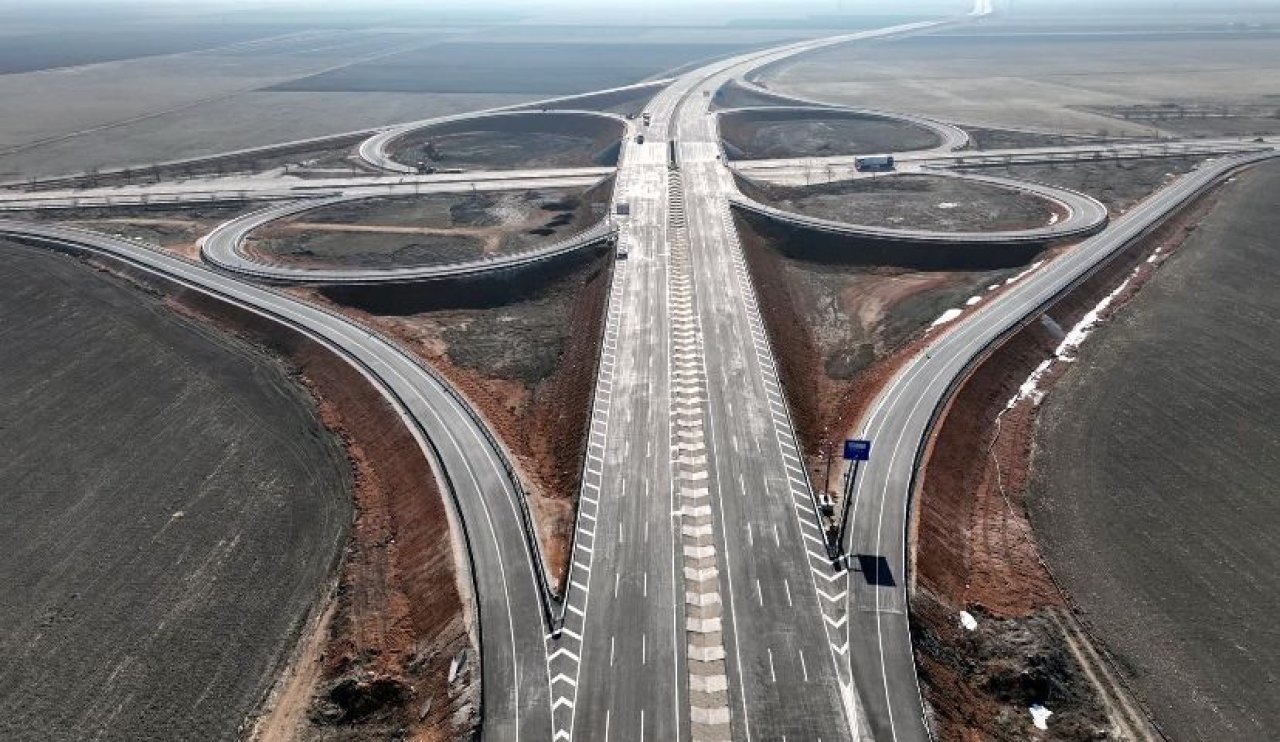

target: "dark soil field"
[271,41,751,95]
[978,156,1205,214]
[310,248,613,584]
[247,181,610,270]
[0,243,352,740]
[739,174,1056,232]
[1085,104,1280,138]
[388,112,624,172]
[964,126,1109,151]
[0,24,297,73]
[1028,160,1280,740]
[719,108,941,160]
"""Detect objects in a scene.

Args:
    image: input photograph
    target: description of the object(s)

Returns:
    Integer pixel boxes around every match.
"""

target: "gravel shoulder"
[1029,159,1280,741]
[0,242,352,740]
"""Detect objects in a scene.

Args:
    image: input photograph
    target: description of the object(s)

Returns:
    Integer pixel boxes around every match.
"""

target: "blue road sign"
[843,439,872,461]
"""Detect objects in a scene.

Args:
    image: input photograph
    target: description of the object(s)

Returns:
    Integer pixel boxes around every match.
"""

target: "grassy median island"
[0,242,352,740]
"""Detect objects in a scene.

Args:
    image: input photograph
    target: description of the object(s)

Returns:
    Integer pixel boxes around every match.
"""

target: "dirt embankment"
[306,248,614,586]
[735,210,1034,496]
[75,257,479,741]
[908,178,1227,740]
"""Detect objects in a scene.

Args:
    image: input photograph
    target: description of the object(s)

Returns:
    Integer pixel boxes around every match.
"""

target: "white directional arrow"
[547,647,579,663]
[551,673,577,688]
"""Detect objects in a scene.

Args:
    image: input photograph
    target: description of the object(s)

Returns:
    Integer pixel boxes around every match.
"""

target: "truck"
[642,111,652,126]
[635,134,646,145]
[854,154,895,172]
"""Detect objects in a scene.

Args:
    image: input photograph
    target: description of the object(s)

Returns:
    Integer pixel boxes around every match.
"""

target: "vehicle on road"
[855,154,896,172]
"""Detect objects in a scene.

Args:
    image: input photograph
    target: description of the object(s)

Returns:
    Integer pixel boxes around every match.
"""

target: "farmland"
[0,243,352,740]
[762,20,1280,136]
[272,41,758,95]
[1029,160,1280,740]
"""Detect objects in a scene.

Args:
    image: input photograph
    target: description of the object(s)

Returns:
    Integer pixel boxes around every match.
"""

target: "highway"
[548,16,959,742]
[0,219,552,742]
[7,1,1273,738]
[734,138,1275,180]
[838,149,1277,741]
[0,168,613,210]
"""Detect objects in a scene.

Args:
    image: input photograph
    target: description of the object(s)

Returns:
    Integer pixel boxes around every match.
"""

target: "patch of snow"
[966,295,983,306]
[960,611,978,631]
[1030,704,1053,730]
[987,284,1001,292]
[1047,212,1059,225]
[936,201,958,209]
[1005,260,1045,286]
[1005,256,1150,409]
[931,308,964,327]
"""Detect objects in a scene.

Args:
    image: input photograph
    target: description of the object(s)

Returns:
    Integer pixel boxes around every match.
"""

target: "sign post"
[835,439,872,566]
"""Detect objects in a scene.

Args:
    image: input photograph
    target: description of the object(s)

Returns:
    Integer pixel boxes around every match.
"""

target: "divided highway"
[7,1,1273,738]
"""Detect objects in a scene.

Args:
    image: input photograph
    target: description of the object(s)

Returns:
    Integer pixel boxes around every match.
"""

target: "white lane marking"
[767,647,777,683]
[756,579,763,606]
[611,635,615,667]
[799,649,809,682]
[784,579,793,607]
